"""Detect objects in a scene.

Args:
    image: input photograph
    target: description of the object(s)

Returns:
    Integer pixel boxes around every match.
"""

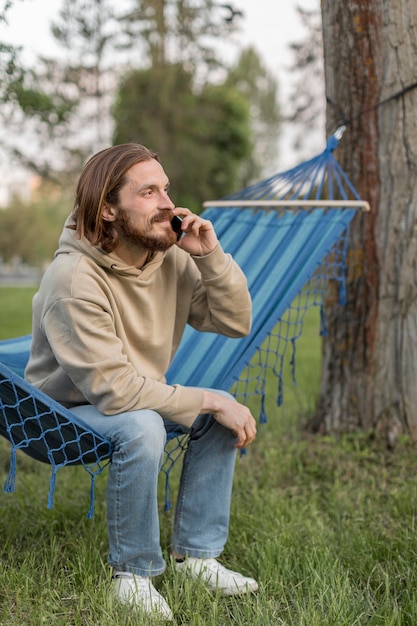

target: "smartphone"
[171,215,183,241]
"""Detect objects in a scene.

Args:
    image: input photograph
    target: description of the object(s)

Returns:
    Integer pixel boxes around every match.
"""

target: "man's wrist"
[191,243,218,258]
[201,390,222,415]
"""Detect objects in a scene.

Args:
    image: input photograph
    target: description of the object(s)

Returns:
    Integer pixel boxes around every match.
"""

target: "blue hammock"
[0,130,366,516]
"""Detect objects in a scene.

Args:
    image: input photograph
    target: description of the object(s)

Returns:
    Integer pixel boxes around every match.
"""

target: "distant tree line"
[1,0,327,267]
[0,0,286,264]
[1,2,280,197]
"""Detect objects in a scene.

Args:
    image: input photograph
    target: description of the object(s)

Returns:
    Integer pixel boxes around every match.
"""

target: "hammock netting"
[0,131,364,515]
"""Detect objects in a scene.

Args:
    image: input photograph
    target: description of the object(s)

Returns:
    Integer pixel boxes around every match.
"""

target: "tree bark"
[312,0,417,443]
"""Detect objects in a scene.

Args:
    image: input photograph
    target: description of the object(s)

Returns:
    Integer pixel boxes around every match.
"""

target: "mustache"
[151,211,174,224]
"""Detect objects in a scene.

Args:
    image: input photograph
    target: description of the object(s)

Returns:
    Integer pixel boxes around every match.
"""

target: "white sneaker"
[175,557,258,596]
[113,572,173,620]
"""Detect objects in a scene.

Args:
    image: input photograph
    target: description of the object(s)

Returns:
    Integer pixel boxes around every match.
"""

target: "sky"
[1,0,322,200]
[4,0,319,81]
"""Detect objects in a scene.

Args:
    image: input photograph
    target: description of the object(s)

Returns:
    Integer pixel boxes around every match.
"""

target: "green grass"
[1,287,417,624]
[0,286,37,339]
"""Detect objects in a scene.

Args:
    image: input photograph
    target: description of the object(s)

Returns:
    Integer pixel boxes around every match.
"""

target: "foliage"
[0,4,80,188]
[112,2,277,204]
[113,63,252,210]
[0,42,22,104]
[0,0,246,185]
[0,0,275,197]
[119,0,243,78]
[0,194,72,265]
[0,1,24,107]
[225,46,281,183]
[0,0,127,187]
[49,0,124,149]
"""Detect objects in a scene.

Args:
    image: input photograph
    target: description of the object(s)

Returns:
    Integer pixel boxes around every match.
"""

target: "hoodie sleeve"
[187,244,252,336]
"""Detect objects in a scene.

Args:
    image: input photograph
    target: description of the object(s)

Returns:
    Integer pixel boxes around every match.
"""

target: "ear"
[102,203,117,222]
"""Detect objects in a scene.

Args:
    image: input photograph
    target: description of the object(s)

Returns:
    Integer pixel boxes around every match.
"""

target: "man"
[26,143,258,620]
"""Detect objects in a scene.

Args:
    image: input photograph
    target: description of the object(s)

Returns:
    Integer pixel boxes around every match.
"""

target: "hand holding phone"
[171,215,183,241]
[171,211,217,255]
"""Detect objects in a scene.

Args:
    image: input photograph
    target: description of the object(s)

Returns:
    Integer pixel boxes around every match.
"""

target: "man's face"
[111,158,177,252]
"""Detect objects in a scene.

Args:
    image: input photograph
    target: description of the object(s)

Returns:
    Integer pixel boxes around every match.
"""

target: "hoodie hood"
[56,215,167,279]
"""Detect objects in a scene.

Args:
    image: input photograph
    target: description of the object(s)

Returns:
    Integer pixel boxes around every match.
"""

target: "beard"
[116,209,177,253]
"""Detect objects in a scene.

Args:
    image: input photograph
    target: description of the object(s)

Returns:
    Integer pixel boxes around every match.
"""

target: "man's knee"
[114,409,167,459]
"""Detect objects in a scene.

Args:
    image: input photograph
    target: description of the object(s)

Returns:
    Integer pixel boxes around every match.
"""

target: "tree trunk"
[312,0,417,444]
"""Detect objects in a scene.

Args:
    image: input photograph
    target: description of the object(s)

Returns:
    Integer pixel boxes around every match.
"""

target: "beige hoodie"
[25,220,252,427]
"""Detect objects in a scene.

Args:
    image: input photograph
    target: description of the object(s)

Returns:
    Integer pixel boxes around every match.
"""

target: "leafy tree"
[113,2,278,198]
[1,0,125,188]
[119,0,243,79]
[1,0,279,207]
[0,0,23,106]
[0,0,251,183]
[49,0,123,150]
[112,63,251,209]
[225,46,280,184]
[1,2,81,186]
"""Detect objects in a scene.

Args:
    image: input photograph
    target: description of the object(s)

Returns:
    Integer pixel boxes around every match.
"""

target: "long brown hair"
[71,143,159,252]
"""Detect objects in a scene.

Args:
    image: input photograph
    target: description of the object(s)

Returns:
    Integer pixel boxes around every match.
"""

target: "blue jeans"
[71,390,237,577]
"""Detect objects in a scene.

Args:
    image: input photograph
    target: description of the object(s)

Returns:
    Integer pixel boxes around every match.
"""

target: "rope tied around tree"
[326,79,417,129]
